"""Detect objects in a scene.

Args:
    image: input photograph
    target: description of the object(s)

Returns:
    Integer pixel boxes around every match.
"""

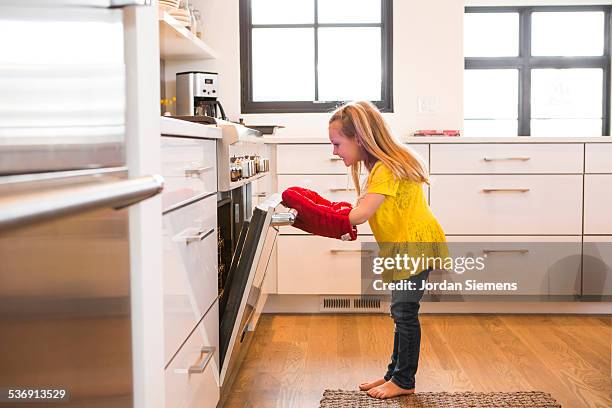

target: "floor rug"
[319,390,562,407]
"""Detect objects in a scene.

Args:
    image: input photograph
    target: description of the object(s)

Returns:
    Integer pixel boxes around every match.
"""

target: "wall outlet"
[417,96,438,114]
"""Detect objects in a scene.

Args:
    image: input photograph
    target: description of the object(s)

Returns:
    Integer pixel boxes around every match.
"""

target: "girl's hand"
[349,193,385,226]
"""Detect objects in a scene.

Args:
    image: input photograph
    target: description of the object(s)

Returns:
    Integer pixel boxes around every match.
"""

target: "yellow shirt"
[367,161,449,282]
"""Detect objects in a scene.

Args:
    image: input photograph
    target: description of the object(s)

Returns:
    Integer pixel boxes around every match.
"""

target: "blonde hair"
[329,101,429,197]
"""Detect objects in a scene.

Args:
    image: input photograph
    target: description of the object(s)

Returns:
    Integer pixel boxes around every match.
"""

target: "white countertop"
[263,136,612,144]
[160,117,222,139]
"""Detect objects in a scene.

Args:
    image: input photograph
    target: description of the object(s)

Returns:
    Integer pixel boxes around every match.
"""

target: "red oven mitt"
[281,186,357,241]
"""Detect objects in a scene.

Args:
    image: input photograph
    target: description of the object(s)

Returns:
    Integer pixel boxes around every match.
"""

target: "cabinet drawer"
[166,301,220,408]
[277,235,376,294]
[585,144,612,173]
[584,175,612,234]
[430,144,583,174]
[162,136,217,212]
[430,175,582,235]
[427,236,581,296]
[276,144,428,174]
[583,236,612,297]
[163,195,218,365]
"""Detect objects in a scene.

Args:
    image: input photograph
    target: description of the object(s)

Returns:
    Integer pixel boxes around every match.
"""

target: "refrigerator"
[0,1,161,407]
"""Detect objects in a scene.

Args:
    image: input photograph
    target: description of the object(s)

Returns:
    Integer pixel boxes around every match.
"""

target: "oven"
[172,117,286,388]
[218,195,296,386]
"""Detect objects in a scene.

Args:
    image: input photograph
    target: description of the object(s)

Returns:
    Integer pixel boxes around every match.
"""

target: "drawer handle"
[174,346,216,374]
[329,187,356,192]
[179,227,215,244]
[482,188,530,193]
[330,249,375,254]
[330,157,344,161]
[483,249,530,255]
[483,157,531,162]
[185,166,214,178]
[254,192,268,198]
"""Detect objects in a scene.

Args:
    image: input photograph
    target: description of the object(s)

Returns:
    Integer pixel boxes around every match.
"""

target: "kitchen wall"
[164,0,610,138]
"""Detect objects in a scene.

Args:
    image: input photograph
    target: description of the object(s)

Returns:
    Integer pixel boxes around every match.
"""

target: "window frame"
[239,0,394,114]
[465,5,611,136]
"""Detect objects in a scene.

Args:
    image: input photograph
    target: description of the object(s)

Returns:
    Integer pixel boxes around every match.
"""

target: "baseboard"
[262,294,612,314]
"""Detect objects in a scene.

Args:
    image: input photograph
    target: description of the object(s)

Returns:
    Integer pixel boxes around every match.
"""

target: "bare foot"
[358,378,386,391]
[367,380,415,399]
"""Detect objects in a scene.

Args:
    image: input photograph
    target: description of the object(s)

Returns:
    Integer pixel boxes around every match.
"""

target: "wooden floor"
[221,314,612,408]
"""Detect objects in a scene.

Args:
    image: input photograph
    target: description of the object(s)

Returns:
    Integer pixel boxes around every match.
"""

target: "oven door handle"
[270,208,297,227]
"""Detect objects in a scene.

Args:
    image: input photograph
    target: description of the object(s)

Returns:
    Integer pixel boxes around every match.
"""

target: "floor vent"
[319,296,387,313]
[354,297,381,310]
[322,297,352,310]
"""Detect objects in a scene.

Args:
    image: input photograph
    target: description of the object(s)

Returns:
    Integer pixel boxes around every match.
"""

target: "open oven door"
[218,193,296,386]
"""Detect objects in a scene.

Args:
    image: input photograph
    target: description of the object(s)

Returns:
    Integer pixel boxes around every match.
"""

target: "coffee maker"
[176,71,227,120]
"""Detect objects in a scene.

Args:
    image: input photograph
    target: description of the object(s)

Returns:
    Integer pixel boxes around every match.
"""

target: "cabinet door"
[165,301,220,408]
[161,137,217,212]
[277,143,429,174]
[163,195,218,366]
[583,236,612,298]
[585,144,612,173]
[584,175,612,234]
[427,236,582,297]
[277,235,376,294]
[430,144,583,174]
[430,175,582,235]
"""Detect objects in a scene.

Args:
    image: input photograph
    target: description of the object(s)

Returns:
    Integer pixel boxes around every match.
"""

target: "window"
[239,0,393,113]
[464,6,610,137]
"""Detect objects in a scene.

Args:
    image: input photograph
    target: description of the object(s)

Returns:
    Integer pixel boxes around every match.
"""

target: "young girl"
[328,101,448,399]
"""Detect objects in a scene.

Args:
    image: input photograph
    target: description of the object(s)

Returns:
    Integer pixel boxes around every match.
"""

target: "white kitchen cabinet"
[277,144,345,174]
[430,143,583,174]
[163,194,218,366]
[430,175,583,235]
[277,235,376,294]
[428,236,582,296]
[276,143,429,174]
[165,301,220,408]
[582,236,612,297]
[585,144,612,173]
[406,144,430,169]
[584,175,612,234]
[161,137,217,212]
[268,140,612,309]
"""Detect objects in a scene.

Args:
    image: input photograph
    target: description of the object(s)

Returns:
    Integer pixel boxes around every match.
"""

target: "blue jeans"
[383,268,431,390]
